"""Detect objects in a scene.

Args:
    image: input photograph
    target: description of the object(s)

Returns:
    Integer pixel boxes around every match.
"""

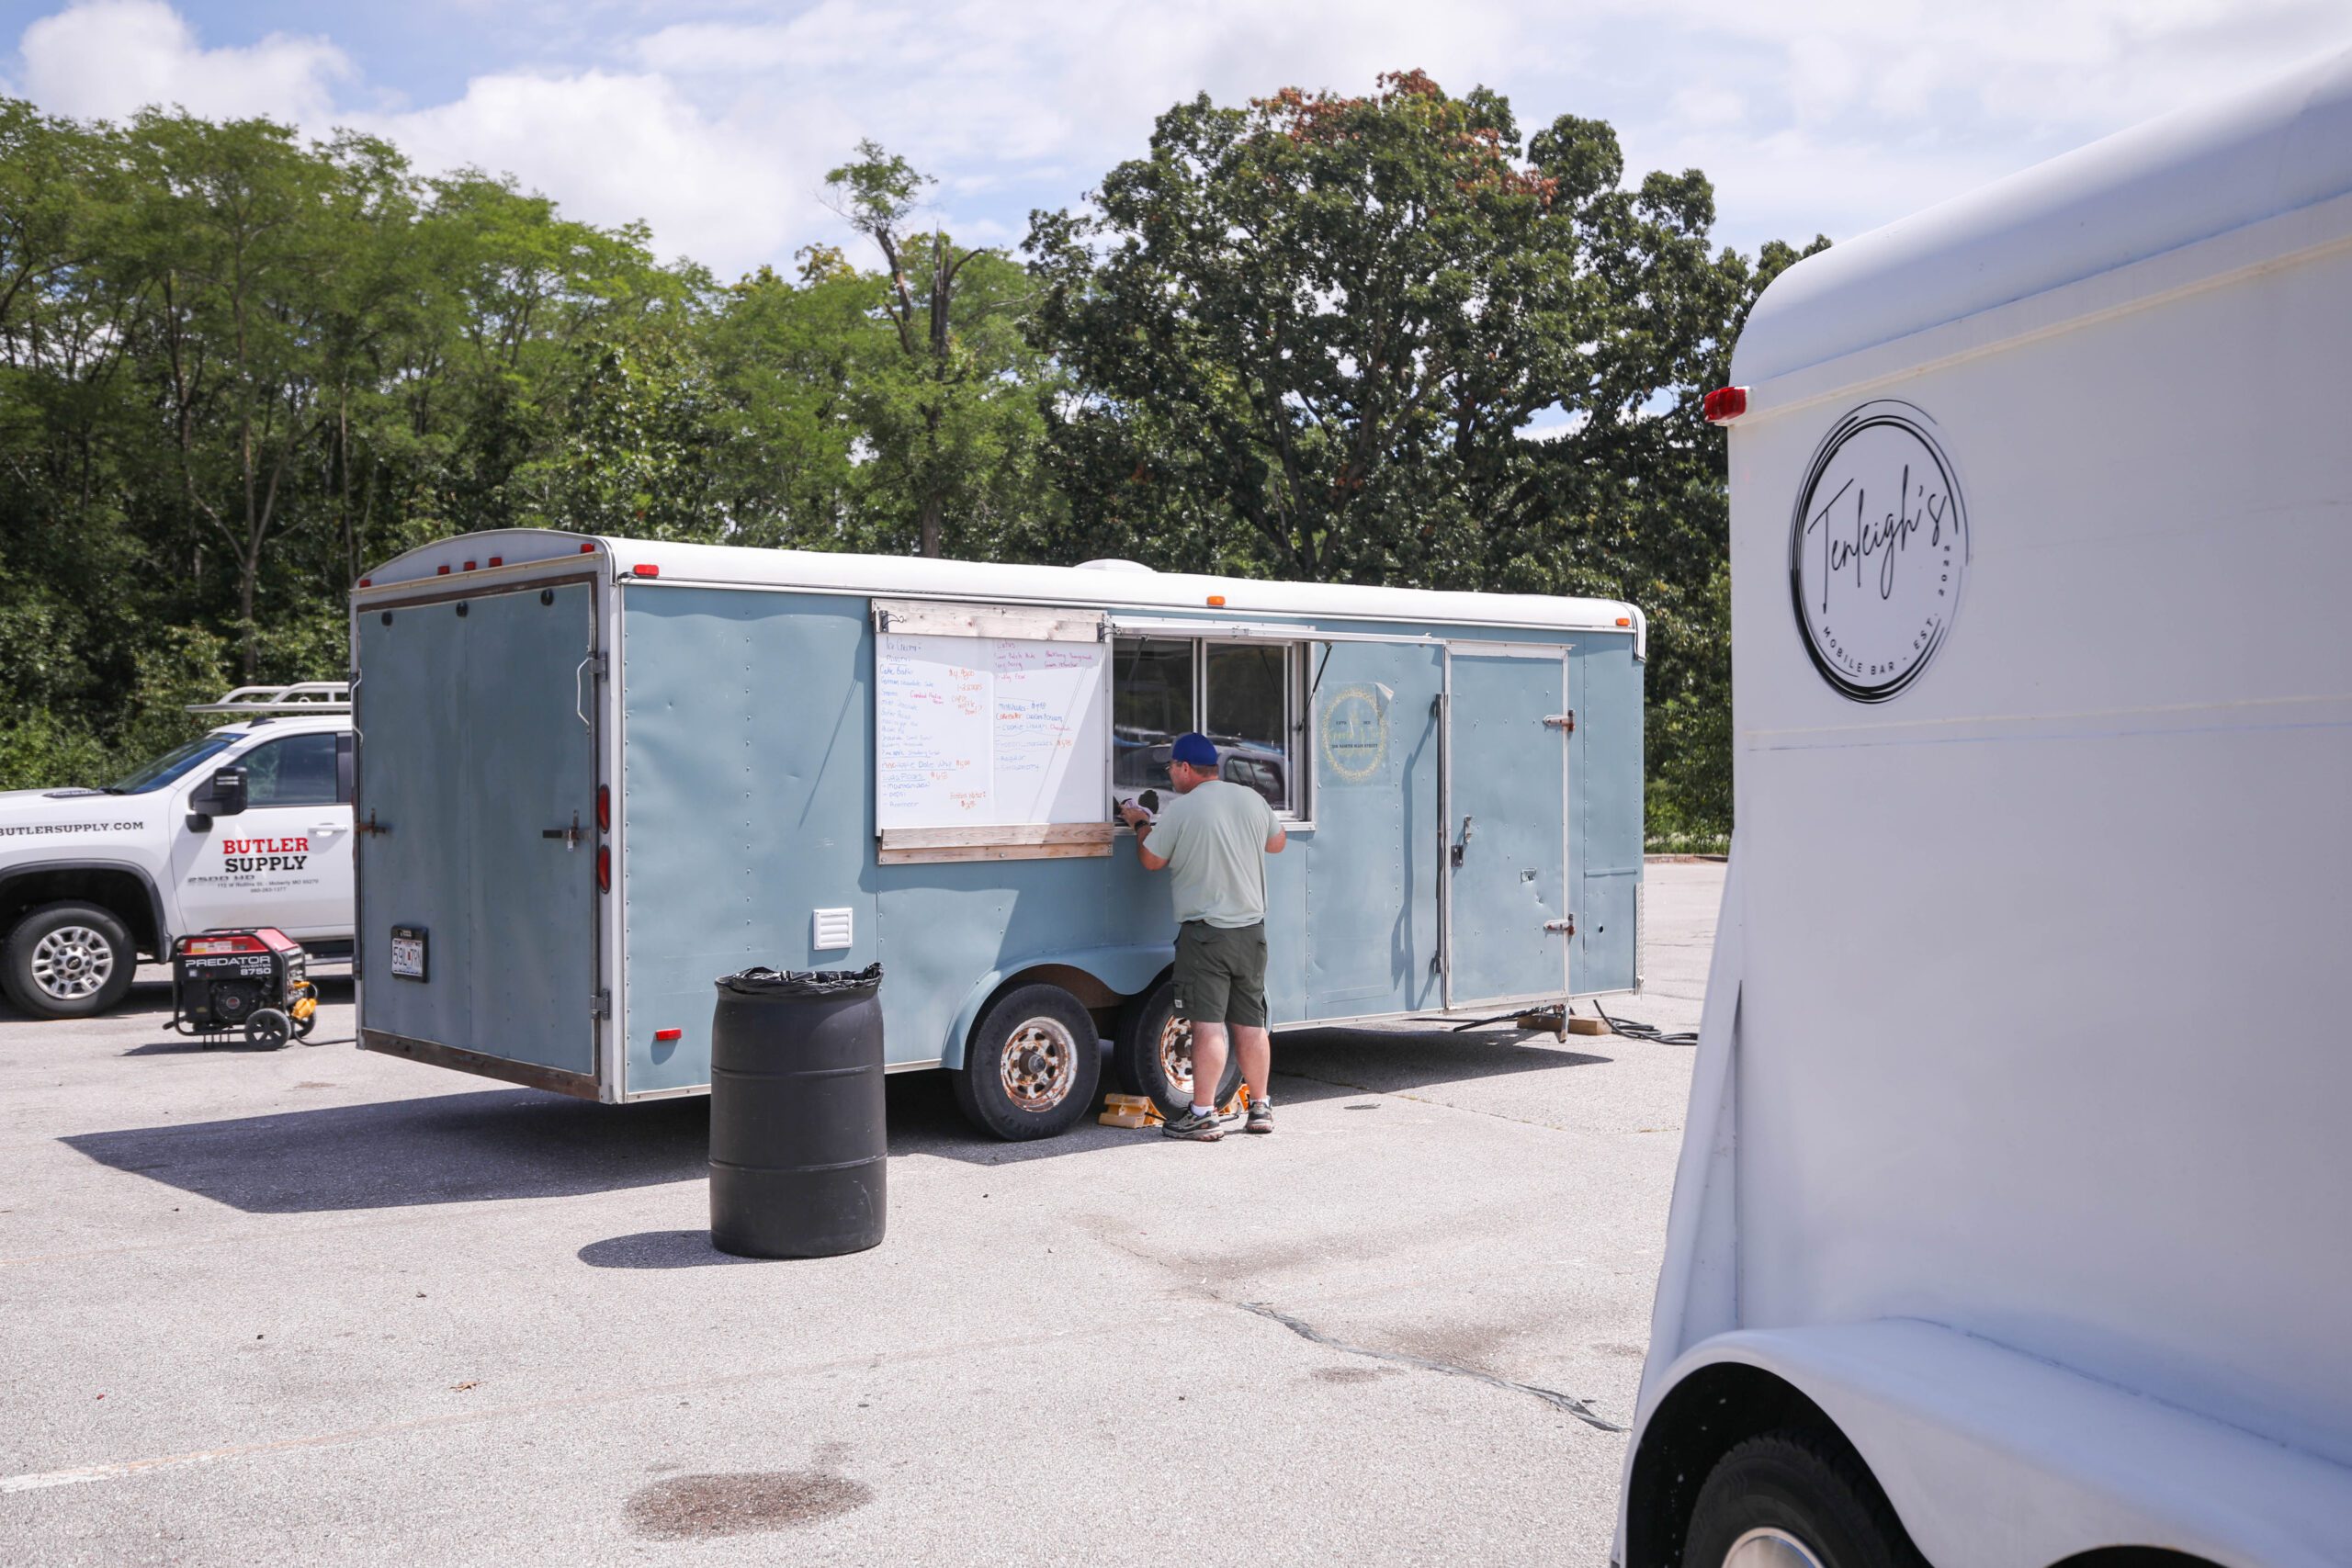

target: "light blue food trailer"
[350,530,1645,1139]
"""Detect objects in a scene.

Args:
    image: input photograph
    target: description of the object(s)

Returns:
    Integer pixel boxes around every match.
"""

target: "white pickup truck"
[0,684,354,1020]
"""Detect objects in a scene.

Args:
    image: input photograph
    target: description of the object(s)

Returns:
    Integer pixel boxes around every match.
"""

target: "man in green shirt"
[1119,731,1287,1140]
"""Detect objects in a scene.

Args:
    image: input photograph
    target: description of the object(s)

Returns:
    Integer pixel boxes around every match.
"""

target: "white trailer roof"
[1733,46,2352,388]
[355,529,1645,649]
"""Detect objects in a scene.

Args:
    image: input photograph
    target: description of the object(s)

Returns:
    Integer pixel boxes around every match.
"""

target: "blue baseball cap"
[1170,732,1218,768]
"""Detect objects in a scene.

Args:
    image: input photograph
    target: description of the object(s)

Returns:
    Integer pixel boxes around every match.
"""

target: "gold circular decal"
[1319,684,1389,781]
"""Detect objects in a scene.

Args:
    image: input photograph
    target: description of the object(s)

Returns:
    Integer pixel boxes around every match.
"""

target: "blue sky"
[4,0,2346,283]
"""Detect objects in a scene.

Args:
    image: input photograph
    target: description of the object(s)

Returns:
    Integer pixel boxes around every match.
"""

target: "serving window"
[1111,636,1306,818]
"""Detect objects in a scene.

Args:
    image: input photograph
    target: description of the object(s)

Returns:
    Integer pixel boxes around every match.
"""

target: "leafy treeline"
[0,73,1823,839]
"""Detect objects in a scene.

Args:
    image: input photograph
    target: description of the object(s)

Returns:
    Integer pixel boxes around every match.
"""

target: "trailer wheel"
[954,983,1102,1141]
[1683,1430,1922,1568]
[1111,975,1241,1120]
[2,901,136,1020]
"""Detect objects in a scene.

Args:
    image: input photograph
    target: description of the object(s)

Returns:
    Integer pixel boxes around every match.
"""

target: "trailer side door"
[1442,644,1571,1008]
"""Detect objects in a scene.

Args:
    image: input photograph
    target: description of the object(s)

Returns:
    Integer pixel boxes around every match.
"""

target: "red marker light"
[596,784,610,831]
[1702,386,1748,423]
[579,541,596,553]
[596,846,611,891]
[462,559,477,571]
[436,564,451,575]
[654,1028,683,1043]
[488,556,503,567]
[630,563,659,578]
[357,578,371,588]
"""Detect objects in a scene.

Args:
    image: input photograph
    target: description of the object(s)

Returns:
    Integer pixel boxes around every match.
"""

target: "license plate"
[389,926,427,980]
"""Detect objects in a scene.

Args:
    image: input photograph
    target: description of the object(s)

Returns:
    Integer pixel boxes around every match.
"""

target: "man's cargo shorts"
[1173,919,1269,1028]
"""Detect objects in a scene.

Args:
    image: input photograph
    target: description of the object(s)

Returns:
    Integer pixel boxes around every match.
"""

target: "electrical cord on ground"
[1445,1010,1538,1032]
[1592,1000,1698,1046]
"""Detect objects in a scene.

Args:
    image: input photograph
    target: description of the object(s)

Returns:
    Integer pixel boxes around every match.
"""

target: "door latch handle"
[1451,814,1475,867]
[358,810,391,837]
[542,811,582,851]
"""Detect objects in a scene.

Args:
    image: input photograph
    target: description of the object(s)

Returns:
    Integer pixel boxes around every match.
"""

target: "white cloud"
[17,0,347,124]
[4,2,850,279]
[361,70,844,278]
[1669,85,1749,130]
[6,0,2347,276]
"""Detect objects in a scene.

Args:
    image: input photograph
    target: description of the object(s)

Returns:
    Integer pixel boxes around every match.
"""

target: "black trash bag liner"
[715,962,882,999]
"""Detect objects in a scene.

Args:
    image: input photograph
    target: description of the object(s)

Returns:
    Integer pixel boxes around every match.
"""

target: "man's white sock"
[1191,1103,1215,1119]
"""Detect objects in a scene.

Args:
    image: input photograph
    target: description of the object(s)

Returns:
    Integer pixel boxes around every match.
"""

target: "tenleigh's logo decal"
[1788,400,1968,703]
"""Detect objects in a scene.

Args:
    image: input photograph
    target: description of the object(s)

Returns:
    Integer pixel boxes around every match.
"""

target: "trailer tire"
[1683,1430,1923,1568]
[2,901,137,1021]
[955,984,1102,1141]
[1111,975,1242,1120]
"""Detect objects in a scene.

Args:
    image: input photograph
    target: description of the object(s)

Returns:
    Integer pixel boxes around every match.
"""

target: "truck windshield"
[110,733,241,795]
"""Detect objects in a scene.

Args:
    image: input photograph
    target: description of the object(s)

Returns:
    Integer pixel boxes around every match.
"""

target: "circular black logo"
[1788,400,1968,703]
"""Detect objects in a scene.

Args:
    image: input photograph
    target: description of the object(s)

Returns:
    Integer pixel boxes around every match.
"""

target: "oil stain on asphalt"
[625,1469,873,1540]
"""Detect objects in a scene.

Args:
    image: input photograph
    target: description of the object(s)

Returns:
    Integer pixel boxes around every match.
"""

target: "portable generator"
[170,928,320,1048]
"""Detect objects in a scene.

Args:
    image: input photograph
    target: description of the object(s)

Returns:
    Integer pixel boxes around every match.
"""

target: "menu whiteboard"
[876,632,1108,829]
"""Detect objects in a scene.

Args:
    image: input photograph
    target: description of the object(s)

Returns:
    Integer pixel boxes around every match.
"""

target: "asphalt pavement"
[1,861,1723,1567]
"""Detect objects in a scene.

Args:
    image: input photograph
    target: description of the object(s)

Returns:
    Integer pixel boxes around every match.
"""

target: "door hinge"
[1545,917,1576,936]
[591,989,611,1020]
[588,651,608,680]
[1544,712,1575,732]
[358,809,392,837]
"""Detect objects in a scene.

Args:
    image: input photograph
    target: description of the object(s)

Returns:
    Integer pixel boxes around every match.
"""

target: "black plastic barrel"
[708,964,886,1258]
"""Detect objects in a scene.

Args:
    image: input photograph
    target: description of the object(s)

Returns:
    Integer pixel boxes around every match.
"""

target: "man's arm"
[1120,802,1170,871]
[1263,798,1286,854]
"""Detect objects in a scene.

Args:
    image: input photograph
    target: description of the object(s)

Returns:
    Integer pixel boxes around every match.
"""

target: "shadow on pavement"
[902,1024,1612,1168]
[62,1024,1611,1203]
[577,1229,767,1269]
[1272,1027,1611,1102]
[62,1089,712,1213]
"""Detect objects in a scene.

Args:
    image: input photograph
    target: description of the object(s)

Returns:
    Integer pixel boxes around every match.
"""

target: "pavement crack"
[1238,1301,1624,1432]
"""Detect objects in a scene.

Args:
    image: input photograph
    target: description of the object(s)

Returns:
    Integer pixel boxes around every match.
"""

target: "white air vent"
[812,908,854,952]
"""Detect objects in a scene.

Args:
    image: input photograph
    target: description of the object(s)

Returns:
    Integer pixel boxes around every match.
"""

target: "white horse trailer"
[1618,49,2352,1568]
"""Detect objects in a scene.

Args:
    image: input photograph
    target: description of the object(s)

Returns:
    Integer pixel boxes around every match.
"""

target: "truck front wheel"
[2,901,137,1020]
[1683,1430,1922,1568]
[954,983,1102,1141]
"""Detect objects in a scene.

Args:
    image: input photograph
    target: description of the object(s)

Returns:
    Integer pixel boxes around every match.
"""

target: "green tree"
[1029,71,1825,835]
[826,141,1057,558]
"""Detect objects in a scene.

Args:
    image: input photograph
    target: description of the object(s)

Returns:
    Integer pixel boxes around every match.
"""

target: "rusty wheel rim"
[1157,1011,1195,1100]
[1000,1017,1077,1112]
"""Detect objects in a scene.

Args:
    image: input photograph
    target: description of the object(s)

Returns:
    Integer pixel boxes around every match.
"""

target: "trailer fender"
[1625,1321,2352,1568]
[941,943,1174,1069]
